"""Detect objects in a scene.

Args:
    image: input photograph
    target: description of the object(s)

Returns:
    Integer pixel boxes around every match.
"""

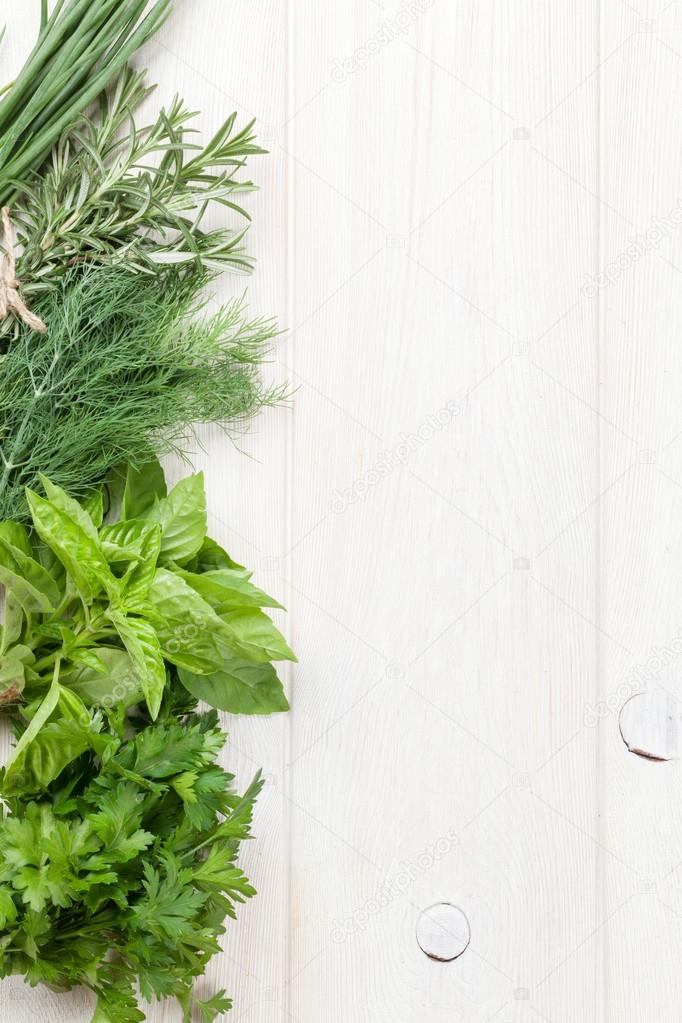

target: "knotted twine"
[0,206,46,333]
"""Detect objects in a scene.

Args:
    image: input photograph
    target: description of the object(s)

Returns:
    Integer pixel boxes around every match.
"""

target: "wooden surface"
[2,1,682,1020]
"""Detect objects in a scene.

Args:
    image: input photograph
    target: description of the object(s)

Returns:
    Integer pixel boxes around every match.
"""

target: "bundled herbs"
[0,695,263,1023]
[0,459,292,718]
[0,3,290,1018]
[0,696,263,1023]
[2,67,264,343]
[0,461,292,1018]
[0,265,282,522]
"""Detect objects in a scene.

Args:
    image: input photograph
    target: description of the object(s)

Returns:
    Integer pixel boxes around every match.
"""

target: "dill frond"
[0,265,283,521]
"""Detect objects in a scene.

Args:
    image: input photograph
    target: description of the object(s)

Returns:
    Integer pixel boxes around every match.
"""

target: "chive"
[0,0,174,204]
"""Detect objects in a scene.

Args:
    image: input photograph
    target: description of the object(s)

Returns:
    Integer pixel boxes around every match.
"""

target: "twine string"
[0,206,46,333]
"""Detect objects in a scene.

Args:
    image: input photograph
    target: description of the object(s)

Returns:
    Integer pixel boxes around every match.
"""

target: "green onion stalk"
[0,0,174,206]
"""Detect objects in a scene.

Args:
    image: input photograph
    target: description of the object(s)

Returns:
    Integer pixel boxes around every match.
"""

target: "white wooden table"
[3,1,682,1020]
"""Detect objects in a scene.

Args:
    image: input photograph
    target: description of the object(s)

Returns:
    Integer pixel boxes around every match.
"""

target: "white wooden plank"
[147,3,291,1021]
[286,3,605,1021]
[600,2,682,1020]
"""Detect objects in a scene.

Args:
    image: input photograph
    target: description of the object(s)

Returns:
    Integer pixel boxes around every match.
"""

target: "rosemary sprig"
[2,67,265,343]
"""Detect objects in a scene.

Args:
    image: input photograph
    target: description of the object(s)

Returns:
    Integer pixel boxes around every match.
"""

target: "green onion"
[0,0,174,204]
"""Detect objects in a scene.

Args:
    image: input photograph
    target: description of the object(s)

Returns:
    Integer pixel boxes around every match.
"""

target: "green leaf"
[26,488,118,604]
[62,647,143,709]
[146,568,228,674]
[0,886,18,929]
[130,857,207,940]
[100,518,160,570]
[108,613,166,720]
[178,568,283,612]
[179,659,289,715]
[40,475,101,541]
[128,720,209,779]
[120,524,162,605]
[0,645,34,706]
[0,536,61,612]
[0,520,32,556]
[220,609,296,664]
[143,473,207,566]
[91,980,145,1023]
[121,455,167,521]
[193,536,248,575]
[3,683,96,795]
[69,648,107,673]
[86,782,152,863]
[196,990,233,1022]
[83,487,105,528]
[193,844,256,899]
[0,589,23,655]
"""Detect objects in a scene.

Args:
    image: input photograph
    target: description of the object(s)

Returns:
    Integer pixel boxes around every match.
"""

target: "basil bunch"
[0,457,292,798]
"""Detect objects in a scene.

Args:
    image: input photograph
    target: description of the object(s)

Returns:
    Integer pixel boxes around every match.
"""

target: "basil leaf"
[220,609,296,664]
[31,535,66,586]
[146,568,226,674]
[178,659,289,715]
[122,455,167,520]
[143,473,207,567]
[120,525,162,605]
[100,519,160,569]
[39,475,100,541]
[0,651,29,706]
[0,590,23,655]
[3,684,97,796]
[63,647,143,709]
[69,649,108,674]
[26,488,118,604]
[192,537,249,576]
[82,487,104,528]
[178,568,283,613]
[0,521,32,557]
[0,537,61,613]
[108,613,166,720]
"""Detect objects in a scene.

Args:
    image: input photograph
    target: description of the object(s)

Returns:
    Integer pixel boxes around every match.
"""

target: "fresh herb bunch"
[0,5,289,1018]
[0,458,293,727]
[2,67,265,343]
[0,461,292,1019]
[0,265,283,521]
[0,0,174,205]
[0,682,263,1023]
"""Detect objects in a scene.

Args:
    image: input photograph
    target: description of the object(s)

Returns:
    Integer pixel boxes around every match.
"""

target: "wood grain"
[2,1,682,1020]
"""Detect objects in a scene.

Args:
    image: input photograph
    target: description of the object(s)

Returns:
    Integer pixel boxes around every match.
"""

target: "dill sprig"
[0,264,283,521]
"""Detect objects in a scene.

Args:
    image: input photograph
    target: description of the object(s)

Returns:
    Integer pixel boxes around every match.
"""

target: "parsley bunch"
[0,684,263,1022]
